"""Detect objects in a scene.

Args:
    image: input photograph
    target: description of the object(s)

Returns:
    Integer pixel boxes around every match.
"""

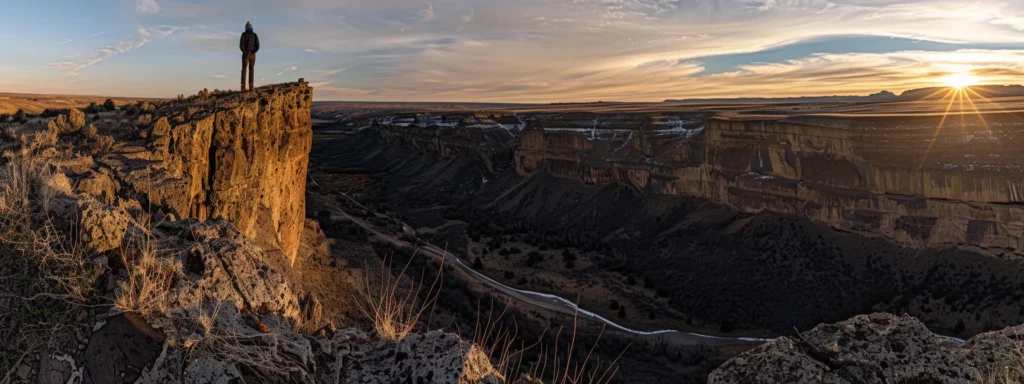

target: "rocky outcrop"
[708,313,1024,384]
[117,83,313,263]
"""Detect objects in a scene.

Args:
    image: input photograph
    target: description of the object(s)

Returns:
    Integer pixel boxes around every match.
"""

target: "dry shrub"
[115,236,180,318]
[358,250,443,342]
[85,124,97,139]
[136,114,153,128]
[519,315,623,384]
[68,108,86,132]
[468,300,623,384]
[95,134,115,156]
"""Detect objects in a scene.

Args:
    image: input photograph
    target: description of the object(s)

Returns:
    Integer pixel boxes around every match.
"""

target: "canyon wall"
[119,82,313,263]
[376,110,1024,253]
[516,112,1024,252]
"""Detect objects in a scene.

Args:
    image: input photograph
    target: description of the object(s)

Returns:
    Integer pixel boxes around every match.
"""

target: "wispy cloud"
[209,74,226,78]
[88,31,108,38]
[461,9,474,23]
[276,66,299,76]
[47,25,182,77]
[136,0,160,14]
[56,38,72,45]
[305,48,321,54]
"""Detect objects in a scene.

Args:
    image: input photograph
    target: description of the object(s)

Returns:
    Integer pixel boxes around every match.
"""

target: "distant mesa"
[664,84,1024,104]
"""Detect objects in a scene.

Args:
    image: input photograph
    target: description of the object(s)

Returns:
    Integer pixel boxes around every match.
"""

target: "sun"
[942,73,979,89]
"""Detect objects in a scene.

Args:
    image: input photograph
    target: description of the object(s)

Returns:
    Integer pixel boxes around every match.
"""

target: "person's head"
[245,21,253,32]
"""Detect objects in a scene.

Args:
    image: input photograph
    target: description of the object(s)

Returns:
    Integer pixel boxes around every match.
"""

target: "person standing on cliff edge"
[240,21,260,92]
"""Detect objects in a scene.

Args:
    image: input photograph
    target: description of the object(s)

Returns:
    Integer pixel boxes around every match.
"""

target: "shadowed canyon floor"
[307,92,1024,381]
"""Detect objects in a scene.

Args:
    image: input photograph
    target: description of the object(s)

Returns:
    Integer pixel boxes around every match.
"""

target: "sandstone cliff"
[120,83,313,263]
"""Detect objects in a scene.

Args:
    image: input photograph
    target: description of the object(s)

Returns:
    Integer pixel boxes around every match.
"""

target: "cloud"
[992,15,1024,31]
[418,3,435,21]
[209,74,226,78]
[461,9,474,23]
[56,38,72,45]
[47,25,182,77]
[88,31,107,38]
[276,66,299,76]
[136,0,160,14]
[305,48,321,54]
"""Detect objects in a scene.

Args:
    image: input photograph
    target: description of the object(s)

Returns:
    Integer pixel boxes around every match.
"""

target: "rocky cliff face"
[119,83,313,263]
[512,112,1024,253]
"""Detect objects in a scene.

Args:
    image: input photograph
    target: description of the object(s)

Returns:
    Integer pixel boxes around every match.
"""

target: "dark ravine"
[310,110,1024,338]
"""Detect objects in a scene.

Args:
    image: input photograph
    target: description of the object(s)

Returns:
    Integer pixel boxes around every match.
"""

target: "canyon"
[376,109,1024,254]
[310,96,1024,381]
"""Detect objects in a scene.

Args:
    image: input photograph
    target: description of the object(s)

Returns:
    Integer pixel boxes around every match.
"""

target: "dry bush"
[468,300,623,384]
[115,236,180,318]
[358,250,443,342]
[94,134,115,156]
[136,114,153,128]
[519,315,623,384]
[85,124,97,139]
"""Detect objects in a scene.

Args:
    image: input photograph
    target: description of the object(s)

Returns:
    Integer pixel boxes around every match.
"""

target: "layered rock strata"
[375,110,1024,252]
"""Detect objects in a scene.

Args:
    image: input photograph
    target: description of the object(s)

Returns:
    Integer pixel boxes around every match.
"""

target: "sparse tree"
[103,99,116,111]
[617,306,626,319]
[473,257,483,270]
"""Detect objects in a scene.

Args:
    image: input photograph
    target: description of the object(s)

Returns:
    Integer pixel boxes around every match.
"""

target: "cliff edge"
[120,83,312,263]
[0,83,510,383]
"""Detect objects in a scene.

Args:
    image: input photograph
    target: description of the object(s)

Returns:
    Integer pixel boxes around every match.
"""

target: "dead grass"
[468,299,624,384]
[358,249,443,342]
[114,234,180,318]
[173,298,316,384]
[0,154,101,378]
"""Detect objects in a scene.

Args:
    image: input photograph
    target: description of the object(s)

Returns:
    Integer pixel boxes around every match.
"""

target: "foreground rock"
[708,313,1024,384]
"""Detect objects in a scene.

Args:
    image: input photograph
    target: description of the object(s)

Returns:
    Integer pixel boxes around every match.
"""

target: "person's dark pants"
[241,53,256,91]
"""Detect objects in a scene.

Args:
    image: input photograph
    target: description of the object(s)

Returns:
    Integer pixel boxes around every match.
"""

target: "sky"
[3,0,1024,102]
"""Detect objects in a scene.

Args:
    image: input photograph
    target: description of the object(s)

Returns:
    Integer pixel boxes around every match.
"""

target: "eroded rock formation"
[119,83,313,263]
[708,312,1024,383]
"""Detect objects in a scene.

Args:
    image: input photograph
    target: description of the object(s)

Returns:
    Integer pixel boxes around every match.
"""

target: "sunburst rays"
[920,86,1000,168]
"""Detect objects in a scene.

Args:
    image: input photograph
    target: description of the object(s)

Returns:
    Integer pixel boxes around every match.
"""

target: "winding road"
[310,174,772,346]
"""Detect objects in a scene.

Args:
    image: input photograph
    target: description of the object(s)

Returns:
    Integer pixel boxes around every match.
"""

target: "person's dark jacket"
[240,30,259,55]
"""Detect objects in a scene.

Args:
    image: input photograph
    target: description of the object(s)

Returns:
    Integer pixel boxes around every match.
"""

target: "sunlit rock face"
[515,112,1024,252]
[121,82,313,263]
